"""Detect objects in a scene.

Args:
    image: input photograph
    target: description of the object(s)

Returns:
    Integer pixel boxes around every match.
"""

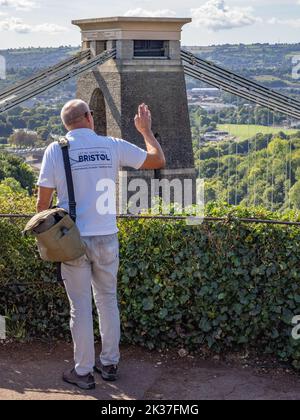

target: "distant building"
[291,121,300,129]
[202,130,230,143]
[14,128,37,135]
[190,88,219,97]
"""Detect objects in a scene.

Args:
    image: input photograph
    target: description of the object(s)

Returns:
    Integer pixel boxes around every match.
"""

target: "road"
[0,342,300,400]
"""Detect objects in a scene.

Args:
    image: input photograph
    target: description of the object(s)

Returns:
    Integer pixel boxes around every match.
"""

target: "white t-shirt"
[37,128,147,236]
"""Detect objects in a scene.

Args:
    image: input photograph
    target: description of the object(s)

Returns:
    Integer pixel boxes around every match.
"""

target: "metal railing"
[1,212,300,289]
[1,213,300,227]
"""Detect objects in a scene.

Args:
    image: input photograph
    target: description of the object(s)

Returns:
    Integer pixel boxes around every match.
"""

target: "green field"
[218,124,298,140]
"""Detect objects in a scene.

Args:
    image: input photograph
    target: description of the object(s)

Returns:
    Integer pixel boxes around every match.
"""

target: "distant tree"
[289,181,300,209]
[48,115,61,126]
[8,116,26,129]
[267,138,289,155]
[27,118,41,130]
[8,130,38,147]
[21,110,32,118]
[49,124,66,136]
[6,106,23,117]
[0,119,13,137]
[37,126,50,141]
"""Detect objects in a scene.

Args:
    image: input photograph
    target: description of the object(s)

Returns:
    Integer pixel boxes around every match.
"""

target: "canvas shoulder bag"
[23,138,86,263]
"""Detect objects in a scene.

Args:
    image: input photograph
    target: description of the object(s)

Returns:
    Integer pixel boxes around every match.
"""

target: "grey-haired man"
[36,100,165,389]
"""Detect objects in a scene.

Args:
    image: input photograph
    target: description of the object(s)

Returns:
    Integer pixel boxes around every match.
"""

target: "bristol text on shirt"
[78,153,111,163]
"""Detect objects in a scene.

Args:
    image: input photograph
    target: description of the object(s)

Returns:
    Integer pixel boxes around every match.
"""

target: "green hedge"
[1,210,300,368]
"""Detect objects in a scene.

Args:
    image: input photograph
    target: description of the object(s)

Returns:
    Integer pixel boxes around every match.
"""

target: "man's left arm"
[36,187,55,213]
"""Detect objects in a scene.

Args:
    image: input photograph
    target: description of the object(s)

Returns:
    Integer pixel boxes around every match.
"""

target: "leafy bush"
[0,153,36,195]
[1,205,300,369]
[0,181,35,214]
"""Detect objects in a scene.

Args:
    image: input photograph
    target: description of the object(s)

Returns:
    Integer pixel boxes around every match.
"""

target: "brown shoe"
[94,360,118,382]
[63,368,95,390]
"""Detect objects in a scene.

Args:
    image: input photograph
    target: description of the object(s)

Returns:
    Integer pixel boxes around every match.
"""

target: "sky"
[0,0,300,49]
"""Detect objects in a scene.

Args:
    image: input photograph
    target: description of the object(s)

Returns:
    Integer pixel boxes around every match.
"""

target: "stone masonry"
[73,17,197,210]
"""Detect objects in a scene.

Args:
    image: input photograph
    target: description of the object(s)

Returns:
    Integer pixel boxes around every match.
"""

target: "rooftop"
[72,17,192,40]
[72,17,192,25]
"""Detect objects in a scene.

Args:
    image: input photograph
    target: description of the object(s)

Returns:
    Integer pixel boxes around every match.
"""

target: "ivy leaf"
[142,297,154,311]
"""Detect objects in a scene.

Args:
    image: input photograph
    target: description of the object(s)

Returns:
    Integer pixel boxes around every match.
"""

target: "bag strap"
[58,137,77,223]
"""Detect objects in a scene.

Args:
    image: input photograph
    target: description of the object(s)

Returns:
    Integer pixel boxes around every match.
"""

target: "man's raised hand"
[134,103,152,135]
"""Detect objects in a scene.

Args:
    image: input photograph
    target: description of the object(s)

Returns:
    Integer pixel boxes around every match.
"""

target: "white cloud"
[0,17,30,32]
[191,0,260,31]
[32,23,68,34]
[0,17,67,33]
[34,23,68,33]
[124,8,177,18]
[0,0,37,11]
[268,17,300,28]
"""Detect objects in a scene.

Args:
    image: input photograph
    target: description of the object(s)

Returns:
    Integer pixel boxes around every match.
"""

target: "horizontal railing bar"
[1,214,300,226]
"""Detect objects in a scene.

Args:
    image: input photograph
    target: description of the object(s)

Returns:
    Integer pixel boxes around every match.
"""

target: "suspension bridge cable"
[253,108,258,207]
[289,133,293,210]
[184,66,300,120]
[217,88,224,202]
[227,142,231,205]
[234,97,239,206]
[247,106,251,206]
[181,50,300,112]
[181,49,300,109]
[0,49,116,114]
[0,50,91,103]
[285,127,290,209]
[184,66,300,122]
[266,106,271,209]
[271,113,276,212]
[235,138,238,206]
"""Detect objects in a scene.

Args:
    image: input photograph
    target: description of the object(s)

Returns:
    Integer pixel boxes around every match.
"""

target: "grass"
[218,124,298,140]
[253,75,300,87]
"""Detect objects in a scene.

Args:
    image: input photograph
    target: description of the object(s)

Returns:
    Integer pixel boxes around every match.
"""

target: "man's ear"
[89,115,95,129]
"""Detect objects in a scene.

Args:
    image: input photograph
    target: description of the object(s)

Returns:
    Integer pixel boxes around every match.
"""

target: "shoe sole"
[63,376,96,390]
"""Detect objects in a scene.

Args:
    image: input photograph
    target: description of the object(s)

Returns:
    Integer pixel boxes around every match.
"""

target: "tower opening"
[90,88,107,136]
[134,40,168,58]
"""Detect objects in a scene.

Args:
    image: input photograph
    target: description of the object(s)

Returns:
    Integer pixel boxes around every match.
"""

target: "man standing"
[36,100,165,390]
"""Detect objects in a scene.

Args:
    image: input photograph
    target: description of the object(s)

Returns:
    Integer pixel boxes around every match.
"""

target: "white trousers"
[62,234,120,376]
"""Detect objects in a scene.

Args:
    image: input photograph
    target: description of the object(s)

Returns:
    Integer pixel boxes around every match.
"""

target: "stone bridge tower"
[72,17,196,208]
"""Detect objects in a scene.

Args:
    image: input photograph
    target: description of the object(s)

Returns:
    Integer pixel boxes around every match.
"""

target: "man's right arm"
[134,104,166,170]
[36,186,55,213]
[36,143,57,212]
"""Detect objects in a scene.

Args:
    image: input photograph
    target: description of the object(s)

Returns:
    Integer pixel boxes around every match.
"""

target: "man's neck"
[68,125,93,131]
